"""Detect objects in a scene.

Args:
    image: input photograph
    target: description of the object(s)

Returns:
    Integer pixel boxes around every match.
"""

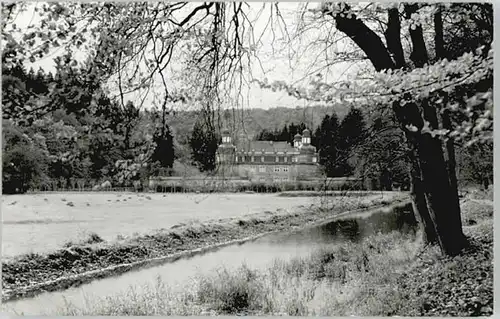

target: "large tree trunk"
[404,4,466,255]
[408,154,438,244]
[333,9,395,71]
[405,4,429,68]
[433,10,462,220]
[440,102,462,226]
[384,8,406,69]
[330,4,466,255]
[433,6,445,61]
[417,99,466,255]
[392,100,438,244]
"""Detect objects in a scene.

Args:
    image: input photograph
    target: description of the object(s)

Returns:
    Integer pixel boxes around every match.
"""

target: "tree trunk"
[433,8,462,219]
[415,99,466,255]
[393,100,438,244]
[409,158,438,244]
[333,11,395,71]
[405,4,429,68]
[403,4,465,255]
[440,106,462,223]
[331,5,466,255]
[433,6,445,61]
[385,8,406,68]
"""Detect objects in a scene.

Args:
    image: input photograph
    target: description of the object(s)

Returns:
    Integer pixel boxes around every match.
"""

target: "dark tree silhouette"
[337,107,366,176]
[189,119,218,172]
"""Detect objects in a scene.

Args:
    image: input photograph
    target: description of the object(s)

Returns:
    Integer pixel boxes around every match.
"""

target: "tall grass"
[63,232,104,248]
[58,230,421,316]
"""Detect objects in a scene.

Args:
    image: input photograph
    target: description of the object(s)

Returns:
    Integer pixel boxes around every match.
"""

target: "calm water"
[3,202,416,315]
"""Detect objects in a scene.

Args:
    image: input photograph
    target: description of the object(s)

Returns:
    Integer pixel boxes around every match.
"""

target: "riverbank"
[2,192,406,303]
[55,193,493,316]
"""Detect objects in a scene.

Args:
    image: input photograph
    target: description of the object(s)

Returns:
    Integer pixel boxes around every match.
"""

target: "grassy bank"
[57,194,493,316]
[277,190,393,197]
[2,192,406,302]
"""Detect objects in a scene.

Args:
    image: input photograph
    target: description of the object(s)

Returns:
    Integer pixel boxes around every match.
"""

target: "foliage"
[336,108,367,177]
[197,265,262,313]
[457,140,493,189]
[251,4,493,147]
[354,107,411,190]
[189,119,218,172]
[314,113,341,177]
[1,54,171,190]
[151,128,175,172]
[2,120,49,193]
[255,122,308,144]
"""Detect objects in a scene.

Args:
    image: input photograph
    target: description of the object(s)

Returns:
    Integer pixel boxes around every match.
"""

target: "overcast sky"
[13,2,365,110]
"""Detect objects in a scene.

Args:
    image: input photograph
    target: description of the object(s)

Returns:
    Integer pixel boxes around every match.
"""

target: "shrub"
[2,122,49,194]
[196,264,262,313]
[63,232,105,248]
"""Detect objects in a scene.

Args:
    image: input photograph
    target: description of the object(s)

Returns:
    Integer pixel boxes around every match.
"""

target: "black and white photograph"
[1,1,494,316]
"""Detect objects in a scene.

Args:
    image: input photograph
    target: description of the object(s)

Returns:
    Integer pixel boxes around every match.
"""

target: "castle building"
[216,128,323,183]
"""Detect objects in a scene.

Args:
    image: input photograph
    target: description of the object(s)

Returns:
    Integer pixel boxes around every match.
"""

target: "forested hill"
[168,104,351,141]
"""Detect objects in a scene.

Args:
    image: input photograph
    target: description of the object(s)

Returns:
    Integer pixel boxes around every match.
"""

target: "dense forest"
[2,57,177,193]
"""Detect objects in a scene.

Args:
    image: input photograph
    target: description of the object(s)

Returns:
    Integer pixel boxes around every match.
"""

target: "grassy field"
[2,191,403,303]
[2,192,320,258]
[56,192,493,316]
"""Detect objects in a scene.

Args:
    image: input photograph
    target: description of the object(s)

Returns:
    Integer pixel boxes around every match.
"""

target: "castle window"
[259,166,266,173]
[274,167,280,173]
[283,167,289,172]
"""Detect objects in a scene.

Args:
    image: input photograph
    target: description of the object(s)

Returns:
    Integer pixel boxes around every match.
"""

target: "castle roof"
[300,144,316,153]
[236,140,295,153]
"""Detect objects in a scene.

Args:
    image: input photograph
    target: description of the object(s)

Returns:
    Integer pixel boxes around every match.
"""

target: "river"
[2,201,417,315]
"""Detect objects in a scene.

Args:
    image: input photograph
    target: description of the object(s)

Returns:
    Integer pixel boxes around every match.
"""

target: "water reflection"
[262,202,417,245]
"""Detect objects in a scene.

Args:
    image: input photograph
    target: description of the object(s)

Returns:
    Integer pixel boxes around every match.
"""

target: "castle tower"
[302,129,311,145]
[298,128,317,163]
[294,133,302,148]
[221,129,232,144]
[216,129,236,173]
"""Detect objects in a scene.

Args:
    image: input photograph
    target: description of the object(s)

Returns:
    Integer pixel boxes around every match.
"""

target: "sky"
[11,2,366,111]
